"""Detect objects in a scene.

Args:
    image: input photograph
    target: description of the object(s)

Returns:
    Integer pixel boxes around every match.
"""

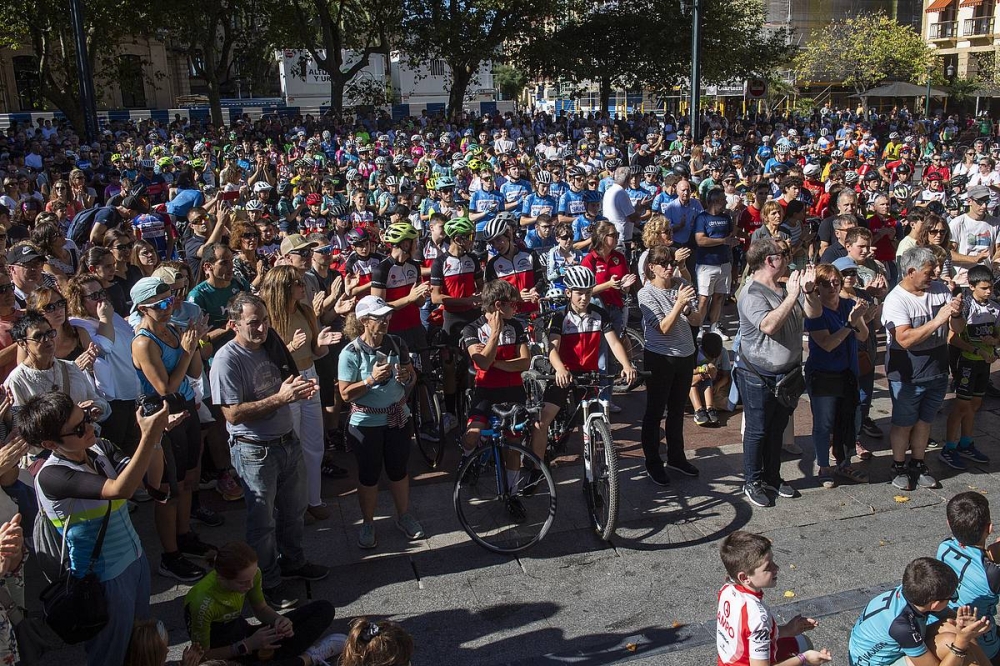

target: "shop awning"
[959,0,984,8]
[926,0,953,12]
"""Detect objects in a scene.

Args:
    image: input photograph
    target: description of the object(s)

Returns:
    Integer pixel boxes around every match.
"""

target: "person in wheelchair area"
[530,266,638,457]
[460,279,535,489]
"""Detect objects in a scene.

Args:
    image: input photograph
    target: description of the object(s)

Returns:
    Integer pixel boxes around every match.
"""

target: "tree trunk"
[330,75,347,114]
[206,78,224,127]
[600,75,612,115]
[448,65,474,119]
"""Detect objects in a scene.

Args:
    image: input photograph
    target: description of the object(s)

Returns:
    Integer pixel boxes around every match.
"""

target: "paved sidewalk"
[33,358,1000,665]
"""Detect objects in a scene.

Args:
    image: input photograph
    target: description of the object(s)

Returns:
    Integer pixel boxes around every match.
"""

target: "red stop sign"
[747,78,767,99]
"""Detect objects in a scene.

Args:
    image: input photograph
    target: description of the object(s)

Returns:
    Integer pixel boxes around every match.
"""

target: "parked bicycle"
[453,402,557,554]
[410,338,449,469]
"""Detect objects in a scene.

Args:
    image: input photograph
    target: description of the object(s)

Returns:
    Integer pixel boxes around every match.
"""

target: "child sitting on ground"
[691,332,730,427]
[341,617,414,666]
[716,531,832,666]
[936,491,1000,663]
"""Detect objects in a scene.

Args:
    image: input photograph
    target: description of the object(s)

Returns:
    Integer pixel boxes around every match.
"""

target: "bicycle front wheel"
[413,383,446,469]
[454,442,557,554]
[585,418,619,541]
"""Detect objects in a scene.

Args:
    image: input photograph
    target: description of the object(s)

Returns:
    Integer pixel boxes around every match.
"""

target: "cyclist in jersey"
[184,541,340,663]
[529,266,637,465]
[344,227,384,299]
[572,189,606,252]
[370,222,429,352]
[469,166,504,234]
[558,166,588,224]
[483,217,544,314]
[418,214,449,328]
[519,171,557,230]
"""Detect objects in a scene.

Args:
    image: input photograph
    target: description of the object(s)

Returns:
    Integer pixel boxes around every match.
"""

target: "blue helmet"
[583,190,601,204]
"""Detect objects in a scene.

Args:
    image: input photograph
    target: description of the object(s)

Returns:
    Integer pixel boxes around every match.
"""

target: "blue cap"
[832,257,857,273]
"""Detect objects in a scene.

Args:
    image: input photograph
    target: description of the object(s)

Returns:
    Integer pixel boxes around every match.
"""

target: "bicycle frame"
[478,416,530,496]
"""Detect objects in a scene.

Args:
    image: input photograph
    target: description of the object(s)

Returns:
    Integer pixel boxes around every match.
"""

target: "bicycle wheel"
[584,418,619,541]
[612,326,646,394]
[454,442,557,554]
[413,382,447,469]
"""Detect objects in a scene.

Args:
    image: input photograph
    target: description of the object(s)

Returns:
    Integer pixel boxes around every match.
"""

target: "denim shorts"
[889,376,949,427]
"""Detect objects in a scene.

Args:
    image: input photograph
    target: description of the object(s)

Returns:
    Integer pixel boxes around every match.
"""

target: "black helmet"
[672,162,691,178]
[863,170,881,182]
[276,179,292,195]
[950,174,969,189]
[894,164,912,175]
[770,164,789,177]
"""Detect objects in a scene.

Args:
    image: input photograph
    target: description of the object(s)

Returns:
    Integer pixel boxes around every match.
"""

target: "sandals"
[835,464,869,484]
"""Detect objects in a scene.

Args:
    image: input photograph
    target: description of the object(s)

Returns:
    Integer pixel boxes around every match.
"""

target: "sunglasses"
[820,279,842,287]
[288,249,313,257]
[114,242,135,251]
[83,289,108,302]
[60,411,93,439]
[142,296,174,311]
[930,228,947,234]
[26,328,57,343]
[41,299,67,313]
[973,199,990,205]
[241,233,260,240]
[841,270,858,277]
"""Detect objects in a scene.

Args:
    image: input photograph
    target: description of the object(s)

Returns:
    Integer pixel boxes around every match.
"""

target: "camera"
[136,392,186,417]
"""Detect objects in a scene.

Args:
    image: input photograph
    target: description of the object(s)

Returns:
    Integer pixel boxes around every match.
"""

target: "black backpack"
[65,206,122,248]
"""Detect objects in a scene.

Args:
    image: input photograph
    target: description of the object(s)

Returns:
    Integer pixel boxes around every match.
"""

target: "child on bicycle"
[460,279,533,506]
[530,266,637,460]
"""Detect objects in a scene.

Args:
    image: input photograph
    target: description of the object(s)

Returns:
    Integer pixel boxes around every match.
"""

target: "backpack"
[65,206,121,248]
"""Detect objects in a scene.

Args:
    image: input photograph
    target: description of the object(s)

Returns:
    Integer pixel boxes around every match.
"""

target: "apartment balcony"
[930,21,958,40]
[963,16,995,37]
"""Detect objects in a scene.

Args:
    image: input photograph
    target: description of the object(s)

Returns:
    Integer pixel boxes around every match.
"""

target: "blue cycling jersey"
[848,585,929,666]
[937,538,1000,658]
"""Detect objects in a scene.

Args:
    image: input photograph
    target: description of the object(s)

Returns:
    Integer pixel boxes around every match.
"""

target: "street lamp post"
[69,0,99,142]
[925,66,932,118]
[689,0,701,141]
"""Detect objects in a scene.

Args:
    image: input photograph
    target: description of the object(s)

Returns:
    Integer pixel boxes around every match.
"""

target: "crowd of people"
[0,102,997,665]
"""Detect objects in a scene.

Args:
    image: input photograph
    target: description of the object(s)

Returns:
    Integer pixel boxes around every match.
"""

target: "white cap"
[355,296,393,319]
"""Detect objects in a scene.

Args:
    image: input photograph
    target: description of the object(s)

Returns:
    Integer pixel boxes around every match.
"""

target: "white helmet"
[803,164,821,177]
[563,265,597,290]
[253,181,273,193]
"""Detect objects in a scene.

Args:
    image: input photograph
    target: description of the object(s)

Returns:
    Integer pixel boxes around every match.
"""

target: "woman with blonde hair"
[259,266,340,522]
[639,214,691,283]
[68,168,95,211]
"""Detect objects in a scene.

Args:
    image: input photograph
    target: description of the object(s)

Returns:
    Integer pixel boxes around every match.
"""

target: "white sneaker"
[306,633,349,665]
[709,323,730,341]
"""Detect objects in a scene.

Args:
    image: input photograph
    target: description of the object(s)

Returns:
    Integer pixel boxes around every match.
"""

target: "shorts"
[443,310,479,346]
[348,423,411,486]
[313,346,341,407]
[889,376,949,427]
[468,386,527,425]
[696,262,732,296]
[161,399,203,494]
[955,356,991,400]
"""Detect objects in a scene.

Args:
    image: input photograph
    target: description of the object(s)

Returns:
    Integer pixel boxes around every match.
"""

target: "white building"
[389,53,496,105]
[923,0,996,80]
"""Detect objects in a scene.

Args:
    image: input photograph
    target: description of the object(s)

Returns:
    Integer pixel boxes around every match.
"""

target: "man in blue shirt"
[662,178,703,249]
[694,188,737,340]
[558,166,588,224]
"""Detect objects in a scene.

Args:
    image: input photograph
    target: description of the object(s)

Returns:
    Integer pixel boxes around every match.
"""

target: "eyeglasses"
[820,279,842,287]
[41,299,66,313]
[114,242,135,251]
[314,245,332,254]
[241,233,260,240]
[60,411,93,439]
[841,270,858,277]
[83,289,107,302]
[25,329,57,343]
[367,315,391,324]
[142,296,174,311]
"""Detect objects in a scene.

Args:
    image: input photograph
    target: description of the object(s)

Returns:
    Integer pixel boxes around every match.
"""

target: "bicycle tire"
[414,383,447,469]
[584,418,619,541]
[454,441,557,554]
[612,326,646,394]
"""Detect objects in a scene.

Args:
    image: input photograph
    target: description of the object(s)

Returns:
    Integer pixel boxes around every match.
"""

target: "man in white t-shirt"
[968,158,1000,212]
[602,166,639,249]
[949,185,997,270]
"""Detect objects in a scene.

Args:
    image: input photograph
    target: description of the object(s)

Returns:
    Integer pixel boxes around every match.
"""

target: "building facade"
[924,0,998,81]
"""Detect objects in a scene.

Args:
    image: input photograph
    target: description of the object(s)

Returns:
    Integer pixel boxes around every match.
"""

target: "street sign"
[747,78,767,99]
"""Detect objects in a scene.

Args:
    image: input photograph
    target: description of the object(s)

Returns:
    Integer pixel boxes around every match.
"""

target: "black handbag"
[39,501,112,644]
[743,358,806,409]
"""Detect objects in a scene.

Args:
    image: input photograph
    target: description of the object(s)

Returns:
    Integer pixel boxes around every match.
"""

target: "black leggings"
[210,600,335,666]
[641,349,695,465]
[348,424,412,486]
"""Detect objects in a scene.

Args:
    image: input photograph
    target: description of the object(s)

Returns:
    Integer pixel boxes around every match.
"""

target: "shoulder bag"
[742,357,805,410]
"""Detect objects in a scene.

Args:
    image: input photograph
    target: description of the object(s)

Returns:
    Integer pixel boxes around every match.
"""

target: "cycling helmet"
[451,151,464,162]
[385,176,398,186]
[803,163,821,178]
[494,211,517,226]
[605,158,622,170]
[627,164,642,176]
[563,266,597,290]
[672,162,691,178]
[567,166,587,178]
[843,171,859,185]
[188,158,205,170]
[892,183,911,200]
[946,196,963,212]
[157,157,172,168]
[863,171,881,183]
[941,151,954,161]
[253,181,273,193]
[731,145,744,154]
[392,155,406,165]
[399,178,415,194]
[484,217,512,241]
[467,158,483,171]
[894,164,912,175]
[583,189,601,204]
[436,176,456,190]
[140,158,155,169]
[329,203,348,218]
[544,286,567,301]
[452,160,467,170]
[770,164,789,177]
[383,222,418,244]
[950,174,969,189]
[889,132,900,140]
[276,179,292,195]
[305,193,323,206]
[536,170,553,184]
[346,227,368,245]
[245,200,265,211]
[643,165,659,175]
[831,149,845,159]
[926,201,947,216]
[444,217,475,238]
[346,169,360,181]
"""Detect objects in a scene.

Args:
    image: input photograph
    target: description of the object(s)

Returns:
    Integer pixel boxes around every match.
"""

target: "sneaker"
[306,633,349,664]
[325,429,345,451]
[645,460,670,486]
[281,561,329,581]
[321,460,349,479]
[396,513,426,540]
[743,481,771,507]
[891,462,913,491]
[766,480,798,499]
[519,468,545,496]
[198,469,218,491]
[190,506,224,527]
[706,408,720,426]
[926,437,941,450]
[419,424,440,442]
[834,464,869,484]
[607,401,623,414]
[855,441,873,461]
[177,531,217,559]
[263,582,299,610]
[939,447,967,470]
[782,440,802,455]
[959,442,991,464]
[665,459,700,477]
[307,504,332,521]
[861,417,883,439]
[132,486,152,503]
[693,409,710,426]
[910,460,941,489]
[505,496,527,523]
[358,522,377,549]
[216,470,244,501]
[817,467,837,489]
[709,323,730,341]
[158,554,206,582]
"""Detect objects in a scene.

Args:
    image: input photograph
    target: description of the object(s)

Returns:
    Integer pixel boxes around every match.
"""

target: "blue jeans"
[86,554,150,666]
[736,367,793,486]
[231,436,307,589]
[2,480,37,546]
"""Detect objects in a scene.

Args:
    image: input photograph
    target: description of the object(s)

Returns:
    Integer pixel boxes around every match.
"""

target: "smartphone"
[375,351,388,365]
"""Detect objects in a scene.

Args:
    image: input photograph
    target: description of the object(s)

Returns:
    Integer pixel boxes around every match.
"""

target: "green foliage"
[493,64,527,101]
[793,12,932,93]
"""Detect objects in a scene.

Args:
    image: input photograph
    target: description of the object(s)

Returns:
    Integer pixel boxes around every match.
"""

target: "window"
[118,54,146,108]
[11,56,41,111]
[430,59,446,77]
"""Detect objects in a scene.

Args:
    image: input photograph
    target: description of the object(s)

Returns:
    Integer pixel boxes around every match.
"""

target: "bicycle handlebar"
[525,370,652,383]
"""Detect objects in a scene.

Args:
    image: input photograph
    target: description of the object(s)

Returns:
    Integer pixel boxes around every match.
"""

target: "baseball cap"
[7,244,42,265]
[355,295,393,319]
[152,266,182,284]
[130,277,169,313]
[279,234,318,255]
[967,185,991,202]
[832,257,858,273]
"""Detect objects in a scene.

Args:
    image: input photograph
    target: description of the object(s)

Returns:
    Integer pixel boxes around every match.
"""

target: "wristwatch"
[234,641,249,657]
[845,323,859,333]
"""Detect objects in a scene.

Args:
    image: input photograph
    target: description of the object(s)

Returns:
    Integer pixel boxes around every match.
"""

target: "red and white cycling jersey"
[717,582,777,666]
[486,250,542,314]
[430,253,482,313]
[548,305,611,372]
[344,252,384,290]
[371,257,422,331]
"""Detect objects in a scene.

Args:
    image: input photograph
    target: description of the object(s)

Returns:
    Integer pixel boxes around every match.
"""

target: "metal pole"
[69,0,99,142]
[925,72,931,118]
[690,0,701,142]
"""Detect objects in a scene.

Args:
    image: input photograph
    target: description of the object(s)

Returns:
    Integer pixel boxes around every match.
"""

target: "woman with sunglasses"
[133,239,161,278]
[44,179,80,222]
[804,263,870,489]
[26,286,96,370]
[68,168,95,212]
[131,277,215,582]
[953,147,978,179]
[230,220,267,291]
[917,213,955,279]
[104,229,144,299]
[638,215,691,285]
[30,220,78,288]
[4,311,109,422]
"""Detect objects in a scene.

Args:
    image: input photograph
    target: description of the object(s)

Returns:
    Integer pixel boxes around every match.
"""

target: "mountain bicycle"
[453,402,557,554]
[410,338,449,469]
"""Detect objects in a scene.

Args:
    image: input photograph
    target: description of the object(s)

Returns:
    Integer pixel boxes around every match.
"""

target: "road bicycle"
[410,336,449,469]
[453,402,557,554]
